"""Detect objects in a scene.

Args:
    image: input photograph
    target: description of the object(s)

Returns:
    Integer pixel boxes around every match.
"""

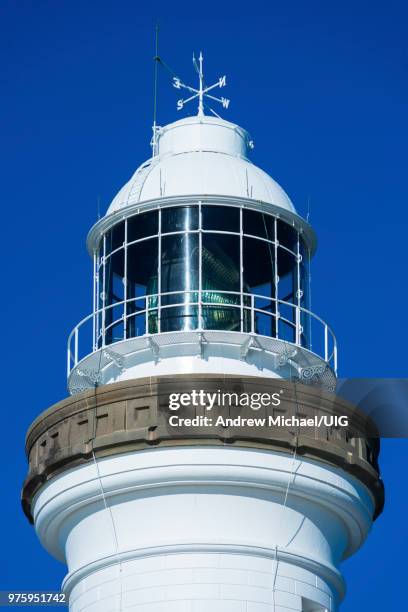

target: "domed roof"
[106,116,296,215]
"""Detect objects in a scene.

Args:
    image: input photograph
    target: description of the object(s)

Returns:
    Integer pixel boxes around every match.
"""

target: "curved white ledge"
[68,329,336,394]
[62,542,345,599]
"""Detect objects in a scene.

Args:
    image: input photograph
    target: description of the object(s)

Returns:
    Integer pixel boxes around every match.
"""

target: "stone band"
[22,375,384,522]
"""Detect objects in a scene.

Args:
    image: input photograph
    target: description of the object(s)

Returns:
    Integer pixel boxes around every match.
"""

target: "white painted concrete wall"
[33,447,374,611]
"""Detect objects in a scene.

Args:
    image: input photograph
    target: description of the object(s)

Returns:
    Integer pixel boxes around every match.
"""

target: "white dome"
[106,116,295,215]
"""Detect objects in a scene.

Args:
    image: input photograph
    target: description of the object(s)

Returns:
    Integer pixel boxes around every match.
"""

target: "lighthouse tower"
[23,56,383,612]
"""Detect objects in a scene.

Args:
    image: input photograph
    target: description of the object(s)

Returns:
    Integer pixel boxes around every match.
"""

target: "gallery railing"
[67,290,337,376]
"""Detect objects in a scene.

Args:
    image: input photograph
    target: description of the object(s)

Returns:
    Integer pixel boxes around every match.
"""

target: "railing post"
[324,325,328,362]
[295,306,301,345]
[251,294,255,333]
[101,306,106,347]
[92,252,96,351]
[239,207,243,333]
[67,345,71,378]
[334,343,338,374]
[274,217,279,339]
[101,234,106,348]
[74,328,79,366]
[92,311,96,352]
[145,298,149,335]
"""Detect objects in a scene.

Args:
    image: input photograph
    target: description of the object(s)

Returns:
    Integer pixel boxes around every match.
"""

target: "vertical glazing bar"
[274,217,279,339]
[158,209,161,333]
[123,219,128,339]
[102,234,106,347]
[198,201,202,330]
[239,206,244,332]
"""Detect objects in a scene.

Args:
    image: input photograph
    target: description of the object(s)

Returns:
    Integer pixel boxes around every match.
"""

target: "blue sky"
[1,0,407,609]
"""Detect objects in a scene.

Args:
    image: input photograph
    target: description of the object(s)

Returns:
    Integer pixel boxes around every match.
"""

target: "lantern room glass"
[96,204,310,348]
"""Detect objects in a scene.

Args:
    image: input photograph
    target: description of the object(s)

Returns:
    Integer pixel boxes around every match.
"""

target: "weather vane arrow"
[172,52,230,117]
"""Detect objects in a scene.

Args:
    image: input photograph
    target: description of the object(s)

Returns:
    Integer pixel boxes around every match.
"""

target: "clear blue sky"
[1,0,407,609]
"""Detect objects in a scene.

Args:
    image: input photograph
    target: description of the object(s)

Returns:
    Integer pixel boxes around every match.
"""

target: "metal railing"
[67,290,337,377]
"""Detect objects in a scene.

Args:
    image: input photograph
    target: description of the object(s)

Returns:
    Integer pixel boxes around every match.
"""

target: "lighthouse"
[22,55,383,611]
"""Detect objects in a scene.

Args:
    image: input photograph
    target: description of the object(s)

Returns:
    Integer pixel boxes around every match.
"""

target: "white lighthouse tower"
[23,56,383,612]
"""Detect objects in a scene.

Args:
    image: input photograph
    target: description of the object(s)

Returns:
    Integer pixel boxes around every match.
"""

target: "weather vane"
[173,52,230,117]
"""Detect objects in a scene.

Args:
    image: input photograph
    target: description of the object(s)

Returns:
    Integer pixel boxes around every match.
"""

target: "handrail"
[67,290,337,377]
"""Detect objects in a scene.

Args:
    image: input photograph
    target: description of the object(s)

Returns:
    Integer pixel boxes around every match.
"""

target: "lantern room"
[67,116,336,393]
